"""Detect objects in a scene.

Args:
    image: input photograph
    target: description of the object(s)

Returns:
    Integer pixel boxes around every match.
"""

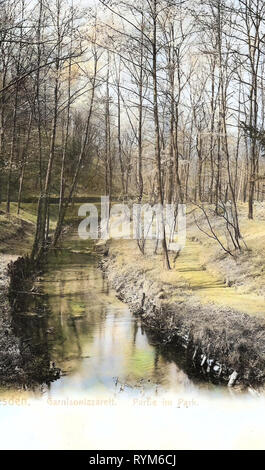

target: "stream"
[1,224,265,449]
[12,229,223,398]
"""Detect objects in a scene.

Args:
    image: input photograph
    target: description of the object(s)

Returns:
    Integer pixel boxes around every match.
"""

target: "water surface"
[2,228,265,449]
[12,231,222,398]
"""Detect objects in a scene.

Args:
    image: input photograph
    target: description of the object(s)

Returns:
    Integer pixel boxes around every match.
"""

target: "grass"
[2,198,265,318]
[107,202,265,319]
[0,206,34,255]
[0,200,90,255]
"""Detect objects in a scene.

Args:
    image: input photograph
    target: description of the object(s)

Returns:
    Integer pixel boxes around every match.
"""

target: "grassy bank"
[0,201,86,255]
[0,204,37,255]
[99,202,265,387]
[106,202,265,317]
[0,202,61,388]
[185,203,265,312]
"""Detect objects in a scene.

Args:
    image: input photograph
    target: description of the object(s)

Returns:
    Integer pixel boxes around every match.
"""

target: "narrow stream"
[2,225,265,449]
[12,229,222,398]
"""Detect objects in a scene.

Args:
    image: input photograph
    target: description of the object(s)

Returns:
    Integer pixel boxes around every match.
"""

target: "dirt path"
[171,238,265,318]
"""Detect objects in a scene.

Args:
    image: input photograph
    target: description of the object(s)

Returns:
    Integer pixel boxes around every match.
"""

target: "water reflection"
[4,231,265,450]
[10,232,241,400]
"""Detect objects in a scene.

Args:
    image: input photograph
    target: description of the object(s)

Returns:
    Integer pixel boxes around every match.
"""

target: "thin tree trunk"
[17,112,33,214]
[52,52,98,246]
[152,0,170,270]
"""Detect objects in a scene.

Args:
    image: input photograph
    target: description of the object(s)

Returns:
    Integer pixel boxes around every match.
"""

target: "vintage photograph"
[0,0,265,452]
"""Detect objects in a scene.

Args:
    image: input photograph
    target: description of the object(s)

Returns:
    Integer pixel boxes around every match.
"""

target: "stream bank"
[0,246,59,389]
[0,254,26,387]
[99,240,265,388]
